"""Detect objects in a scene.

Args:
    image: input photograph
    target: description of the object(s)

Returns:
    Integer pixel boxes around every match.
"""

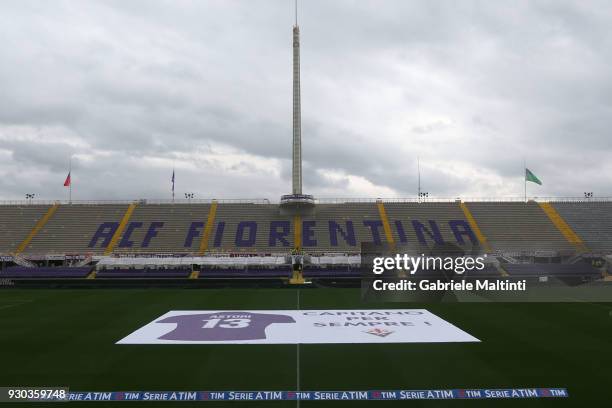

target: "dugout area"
[0,287,610,407]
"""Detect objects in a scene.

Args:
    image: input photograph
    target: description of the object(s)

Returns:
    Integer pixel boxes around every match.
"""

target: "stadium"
[1,1,612,407]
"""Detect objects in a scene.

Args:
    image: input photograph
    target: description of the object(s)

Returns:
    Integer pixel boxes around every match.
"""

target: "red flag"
[63,172,71,187]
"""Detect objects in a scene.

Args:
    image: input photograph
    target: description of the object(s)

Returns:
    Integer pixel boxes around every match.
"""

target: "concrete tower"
[281,1,313,210]
[292,16,302,194]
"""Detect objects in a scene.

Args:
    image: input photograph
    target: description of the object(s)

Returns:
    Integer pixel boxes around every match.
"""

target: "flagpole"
[523,159,526,203]
[417,156,421,203]
[69,156,72,204]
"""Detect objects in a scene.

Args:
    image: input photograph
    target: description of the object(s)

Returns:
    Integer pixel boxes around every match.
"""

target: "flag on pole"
[525,168,542,185]
[63,172,71,187]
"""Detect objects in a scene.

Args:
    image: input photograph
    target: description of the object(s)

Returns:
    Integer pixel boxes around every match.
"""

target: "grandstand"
[0,198,610,282]
[1,198,610,255]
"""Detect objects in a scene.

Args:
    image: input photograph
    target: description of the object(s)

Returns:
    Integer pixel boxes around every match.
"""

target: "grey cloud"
[0,0,611,200]
[4,140,76,173]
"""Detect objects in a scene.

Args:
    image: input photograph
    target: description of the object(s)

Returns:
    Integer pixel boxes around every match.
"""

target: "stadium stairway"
[376,201,395,248]
[459,202,491,252]
[198,201,218,255]
[113,203,212,254]
[293,215,302,250]
[552,202,612,253]
[538,203,588,253]
[0,204,56,255]
[26,203,129,255]
[14,203,60,255]
[465,202,574,253]
[104,203,138,255]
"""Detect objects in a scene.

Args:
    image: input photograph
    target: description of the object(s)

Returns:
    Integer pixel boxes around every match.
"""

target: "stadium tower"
[292,18,302,195]
[283,2,312,284]
[281,1,314,212]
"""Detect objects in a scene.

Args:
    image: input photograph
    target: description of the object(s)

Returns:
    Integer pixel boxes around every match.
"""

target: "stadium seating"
[0,205,51,253]
[27,204,129,254]
[305,203,382,252]
[212,203,295,252]
[303,265,360,278]
[502,262,601,280]
[465,202,574,253]
[384,202,468,244]
[96,267,192,279]
[0,266,91,278]
[553,202,612,252]
[1,200,611,257]
[198,267,291,278]
[113,204,212,254]
[463,265,502,278]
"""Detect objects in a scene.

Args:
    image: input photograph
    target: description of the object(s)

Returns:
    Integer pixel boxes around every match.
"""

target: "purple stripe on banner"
[65,388,568,402]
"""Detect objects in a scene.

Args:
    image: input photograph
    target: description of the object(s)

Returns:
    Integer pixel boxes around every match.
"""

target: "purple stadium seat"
[503,263,601,278]
[95,268,191,279]
[198,267,291,278]
[303,266,360,278]
[0,266,92,278]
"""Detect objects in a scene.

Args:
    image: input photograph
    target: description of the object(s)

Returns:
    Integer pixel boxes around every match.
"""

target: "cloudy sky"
[1,0,611,201]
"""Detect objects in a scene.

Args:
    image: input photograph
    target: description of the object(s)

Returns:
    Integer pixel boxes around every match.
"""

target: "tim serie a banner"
[117,309,479,344]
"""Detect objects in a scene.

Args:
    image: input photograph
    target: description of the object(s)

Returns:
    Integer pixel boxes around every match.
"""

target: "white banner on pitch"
[117,309,479,344]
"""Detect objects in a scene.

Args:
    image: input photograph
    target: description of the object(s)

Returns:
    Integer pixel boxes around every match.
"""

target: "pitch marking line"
[0,300,33,310]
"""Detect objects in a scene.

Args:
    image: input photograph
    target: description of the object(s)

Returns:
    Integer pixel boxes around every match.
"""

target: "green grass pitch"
[0,288,611,407]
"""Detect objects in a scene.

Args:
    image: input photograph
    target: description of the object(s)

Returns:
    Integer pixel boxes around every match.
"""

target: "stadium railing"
[1,197,611,206]
[0,198,271,205]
